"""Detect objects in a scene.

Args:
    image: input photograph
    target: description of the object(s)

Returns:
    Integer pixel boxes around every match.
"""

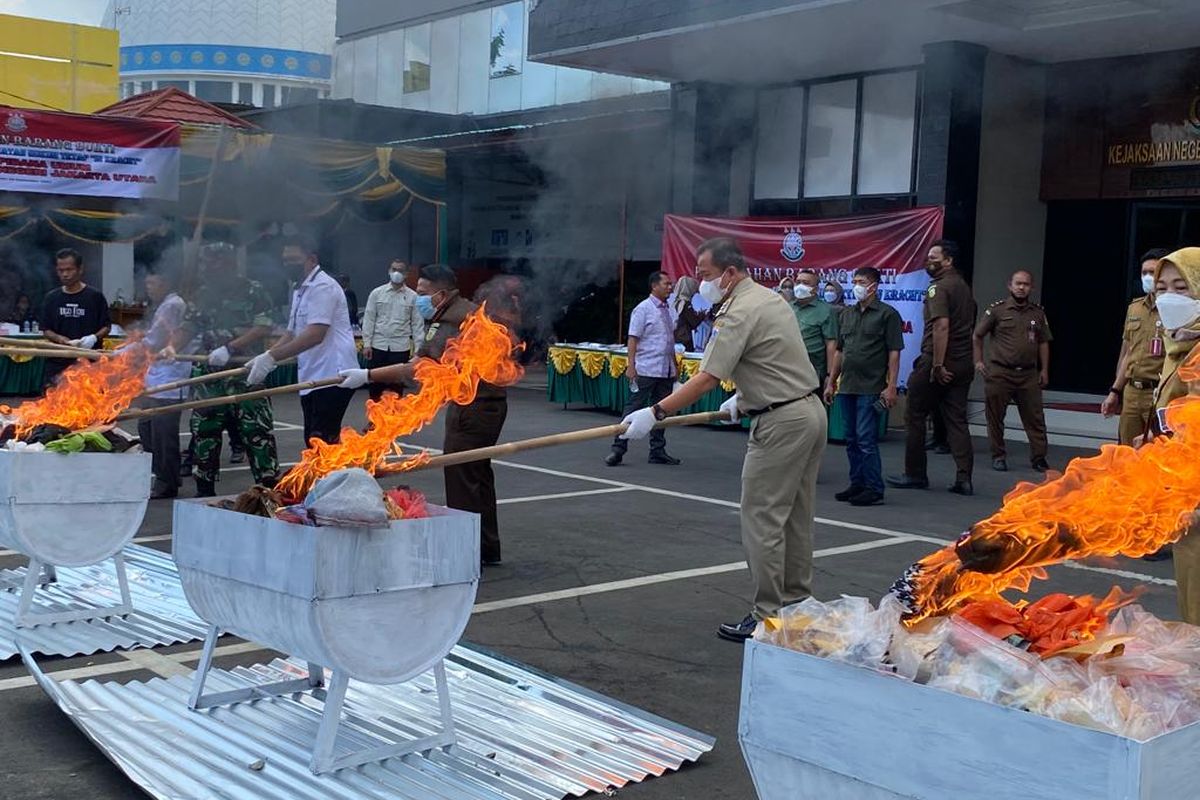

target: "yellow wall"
[0,14,119,113]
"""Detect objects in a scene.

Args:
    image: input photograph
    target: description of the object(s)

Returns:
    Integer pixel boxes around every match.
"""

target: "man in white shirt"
[246,235,360,445]
[361,259,424,401]
[133,269,190,498]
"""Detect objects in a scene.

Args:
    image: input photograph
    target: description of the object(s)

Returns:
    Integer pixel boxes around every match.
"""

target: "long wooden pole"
[138,366,248,397]
[387,411,725,474]
[0,337,97,354]
[0,346,105,361]
[117,376,342,421]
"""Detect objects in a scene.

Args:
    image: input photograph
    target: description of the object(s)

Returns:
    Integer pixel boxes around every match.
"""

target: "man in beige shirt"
[361,259,424,401]
[619,237,825,642]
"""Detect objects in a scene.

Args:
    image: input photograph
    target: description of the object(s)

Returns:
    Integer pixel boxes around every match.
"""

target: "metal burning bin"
[0,450,151,627]
[738,638,1200,800]
[172,498,480,774]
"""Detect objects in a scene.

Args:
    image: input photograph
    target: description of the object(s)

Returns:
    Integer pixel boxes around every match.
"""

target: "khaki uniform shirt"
[419,292,505,399]
[1122,295,1165,382]
[699,278,818,411]
[974,296,1052,368]
[921,270,976,365]
[837,298,904,395]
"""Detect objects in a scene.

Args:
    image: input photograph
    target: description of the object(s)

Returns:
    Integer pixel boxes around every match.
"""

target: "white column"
[101,242,136,306]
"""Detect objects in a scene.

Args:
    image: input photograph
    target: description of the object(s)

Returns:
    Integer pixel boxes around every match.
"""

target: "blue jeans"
[838,393,883,494]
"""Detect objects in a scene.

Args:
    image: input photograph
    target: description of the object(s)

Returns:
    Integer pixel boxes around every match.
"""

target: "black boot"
[195,478,216,498]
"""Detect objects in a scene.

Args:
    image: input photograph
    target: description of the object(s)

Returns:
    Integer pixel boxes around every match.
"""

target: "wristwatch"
[652,403,668,421]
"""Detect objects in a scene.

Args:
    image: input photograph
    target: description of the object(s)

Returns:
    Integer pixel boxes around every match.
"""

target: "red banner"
[662,207,945,388]
[0,106,180,201]
[661,206,944,283]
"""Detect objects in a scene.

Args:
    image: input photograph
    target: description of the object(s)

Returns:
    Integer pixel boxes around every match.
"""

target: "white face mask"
[389,271,406,285]
[1141,273,1156,295]
[823,289,840,304]
[852,283,873,302]
[698,276,726,304]
[794,283,814,300]
[1156,292,1200,330]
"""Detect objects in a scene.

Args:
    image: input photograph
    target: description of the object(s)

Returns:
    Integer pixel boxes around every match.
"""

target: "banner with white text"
[0,107,180,201]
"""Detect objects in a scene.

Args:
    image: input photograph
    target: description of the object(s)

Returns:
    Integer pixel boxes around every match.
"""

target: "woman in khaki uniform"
[1152,247,1200,623]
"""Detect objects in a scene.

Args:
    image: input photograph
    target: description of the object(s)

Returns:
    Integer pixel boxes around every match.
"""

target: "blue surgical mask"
[823,289,840,304]
[415,294,436,320]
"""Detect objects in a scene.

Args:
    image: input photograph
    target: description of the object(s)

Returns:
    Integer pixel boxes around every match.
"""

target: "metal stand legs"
[187,625,459,775]
[13,553,132,629]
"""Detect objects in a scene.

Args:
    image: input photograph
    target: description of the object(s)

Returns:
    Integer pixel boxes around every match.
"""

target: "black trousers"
[368,348,410,402]
[903,358,974,483]
[444,397,508,562]
[300,386,355,446]
[135,397,182,489]
[611,376,674,456]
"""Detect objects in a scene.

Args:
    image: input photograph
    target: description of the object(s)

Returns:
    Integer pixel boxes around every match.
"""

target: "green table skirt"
[546,361,886,441]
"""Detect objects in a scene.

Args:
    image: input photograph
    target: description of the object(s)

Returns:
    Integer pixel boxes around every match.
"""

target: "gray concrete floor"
[0,384,1180,799]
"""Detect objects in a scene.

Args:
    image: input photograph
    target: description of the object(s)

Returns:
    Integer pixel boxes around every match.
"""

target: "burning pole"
[893,350,1200,624]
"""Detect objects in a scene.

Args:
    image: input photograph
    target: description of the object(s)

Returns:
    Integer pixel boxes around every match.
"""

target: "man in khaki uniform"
[973,270,1052,473]
[1101,249,1169,445]
[889,240,977,495]
[618,237,824,642]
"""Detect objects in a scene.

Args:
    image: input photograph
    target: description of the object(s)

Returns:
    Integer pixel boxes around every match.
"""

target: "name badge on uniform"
[425,323,439,342]
[1152,320,1164,357]
[1027,320,1037,344]
[1157,407,1173,434]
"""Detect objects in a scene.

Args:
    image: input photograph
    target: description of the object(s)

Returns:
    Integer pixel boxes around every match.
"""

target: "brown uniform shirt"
[974,297,1052,369]
[1122,295,1165,382]
[699,278,818,412]
[921,270,976,365]
[418,291,505,399]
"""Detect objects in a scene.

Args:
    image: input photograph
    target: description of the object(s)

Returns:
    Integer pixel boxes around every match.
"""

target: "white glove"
[79,334,98,350]
[158,345,177,362]
[338,368,369,389]
[619,407,656,440]
[207,345,231,368]
[67,338,81,347]
[720,393,741,423]
[245,351,277,386]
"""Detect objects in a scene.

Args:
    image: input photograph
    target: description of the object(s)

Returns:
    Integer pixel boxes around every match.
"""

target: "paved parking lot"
[0,382,1179,799]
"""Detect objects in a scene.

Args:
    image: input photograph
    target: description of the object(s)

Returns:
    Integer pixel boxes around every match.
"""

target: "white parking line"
[497,487,632,505]
[472,536,918,614]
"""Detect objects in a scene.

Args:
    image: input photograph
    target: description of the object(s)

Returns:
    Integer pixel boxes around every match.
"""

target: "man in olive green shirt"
[824,267,903,506]
[791,269,839,383]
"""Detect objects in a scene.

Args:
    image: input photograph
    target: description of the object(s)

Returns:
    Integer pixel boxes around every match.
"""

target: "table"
[546,344,886,442]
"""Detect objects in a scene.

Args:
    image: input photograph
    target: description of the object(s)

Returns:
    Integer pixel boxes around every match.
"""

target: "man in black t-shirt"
[40,248,111,388]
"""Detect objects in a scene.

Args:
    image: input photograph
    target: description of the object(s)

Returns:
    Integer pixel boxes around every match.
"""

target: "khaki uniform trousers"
[1175,526,1200,625]
[741,395,827,620]
[1118,385,1156,446]
[983,366,1048,462]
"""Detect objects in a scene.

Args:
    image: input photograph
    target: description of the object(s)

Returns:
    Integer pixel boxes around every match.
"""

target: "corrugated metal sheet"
[0,544,208,659]
[25,645,714,800]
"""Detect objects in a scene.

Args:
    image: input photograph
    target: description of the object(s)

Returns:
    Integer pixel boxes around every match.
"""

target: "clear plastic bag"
[303,468,389,528]
[753,595,902,671]
[889,616,950,682]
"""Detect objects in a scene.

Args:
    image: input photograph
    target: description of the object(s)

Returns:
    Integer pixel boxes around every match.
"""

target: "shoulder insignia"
[988,299,1004,308]
[927,285,937,298]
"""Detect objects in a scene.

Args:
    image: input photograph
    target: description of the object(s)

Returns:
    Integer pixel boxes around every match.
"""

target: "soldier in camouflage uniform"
[177,243,280,496]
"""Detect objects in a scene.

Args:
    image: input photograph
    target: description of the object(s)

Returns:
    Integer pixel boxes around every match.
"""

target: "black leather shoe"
[229,446,246,464]
[835,485,865,502]
[195,478,216,498]
[604,451,623,467]
[150,481,178,500]
[849,489,884,506]
[1031,458,1049,473]
[886,474,929,489]
[648,452,681,465]
[948,480,974,496]
[992,458,1008,471]
[482,556,503,567]
[717,615,758,642]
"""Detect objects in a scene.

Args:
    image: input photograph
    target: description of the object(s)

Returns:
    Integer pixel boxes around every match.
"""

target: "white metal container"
[0,450,151,627]
[738,639,1200,800]
[172,497,481,773]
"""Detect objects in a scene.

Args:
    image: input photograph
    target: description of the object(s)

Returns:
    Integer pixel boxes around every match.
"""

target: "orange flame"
[277,306,523,499]
[0,348,151,437]
[899,348,1200,624]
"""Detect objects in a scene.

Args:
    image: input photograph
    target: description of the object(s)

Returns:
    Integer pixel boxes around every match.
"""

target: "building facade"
[0,14,118,113]
[332,0,665,115]
[528,0,1200,394]
[103,0,335,108]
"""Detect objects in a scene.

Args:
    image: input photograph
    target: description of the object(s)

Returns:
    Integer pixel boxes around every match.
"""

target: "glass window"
[555,66,592,105]
[333,41,354,99]
[489,1,524,78]
[404,23,431,94]
[430,16,460,113]
[282,87,319,105]
[858,71,917,195]
[352,35,378,104]
[238,82,253,104]
[376,29,404,108]
[195,81,232,103]
[262,84,276,107]
[803,79,857,198]
[458,9,490,114]
[754,87,805,199]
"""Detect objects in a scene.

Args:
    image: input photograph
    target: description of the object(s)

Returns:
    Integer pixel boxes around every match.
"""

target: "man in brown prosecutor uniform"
[972,270,1052,473]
